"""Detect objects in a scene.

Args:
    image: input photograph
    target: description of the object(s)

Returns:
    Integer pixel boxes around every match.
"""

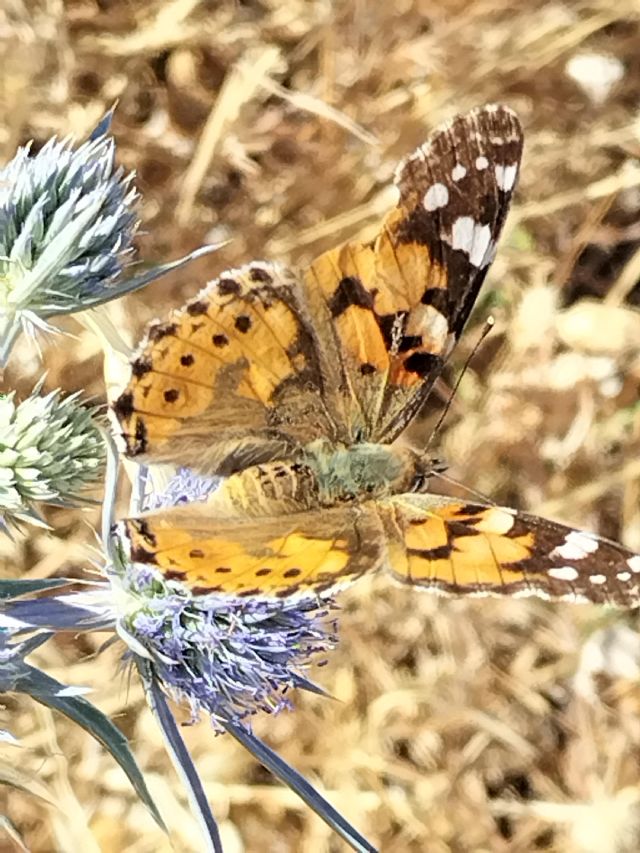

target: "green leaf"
[11,665,166,832]
[138,658,223,853]
[0,578,72,600]
[225,720,378,853]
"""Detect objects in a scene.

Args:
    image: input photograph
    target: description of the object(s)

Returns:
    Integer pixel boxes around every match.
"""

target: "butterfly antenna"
[429,467,496,506]
[425,316,495,454]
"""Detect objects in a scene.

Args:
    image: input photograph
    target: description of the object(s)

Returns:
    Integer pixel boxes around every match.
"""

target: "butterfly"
[112,104,640,606]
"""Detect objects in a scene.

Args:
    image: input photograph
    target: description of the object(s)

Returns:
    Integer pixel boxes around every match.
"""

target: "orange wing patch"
[121,503,386,599]
[381,495,640,606]
[305,209,448,383]
[302,209,449,442]
[384,498,534,589]
[113,263,337,475]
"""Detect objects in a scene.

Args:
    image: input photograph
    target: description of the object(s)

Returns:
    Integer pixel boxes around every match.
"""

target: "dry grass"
[2,0,640,850]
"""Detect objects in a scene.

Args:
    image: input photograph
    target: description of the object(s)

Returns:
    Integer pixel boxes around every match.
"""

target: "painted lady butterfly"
[113,105,640,606]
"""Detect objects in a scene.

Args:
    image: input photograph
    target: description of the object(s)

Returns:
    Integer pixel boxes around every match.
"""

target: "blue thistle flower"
[143,467,220,511]
[0,112,220,366]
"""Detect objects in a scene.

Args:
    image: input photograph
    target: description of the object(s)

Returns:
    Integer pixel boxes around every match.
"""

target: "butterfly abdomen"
[209,459,321,516]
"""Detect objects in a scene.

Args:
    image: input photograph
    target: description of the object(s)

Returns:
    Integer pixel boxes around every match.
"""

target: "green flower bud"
[0,386,105,530]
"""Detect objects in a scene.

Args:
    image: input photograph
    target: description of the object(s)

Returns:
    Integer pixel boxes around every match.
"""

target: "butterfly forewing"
[303,104,524,444]
[383,495,640,606]
[113,262,339,474]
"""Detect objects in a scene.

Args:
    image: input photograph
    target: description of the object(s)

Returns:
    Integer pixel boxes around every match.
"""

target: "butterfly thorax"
[300,439,428,504]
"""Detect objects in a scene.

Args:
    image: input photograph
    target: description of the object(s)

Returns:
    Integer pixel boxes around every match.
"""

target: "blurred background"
[2,0,640,850]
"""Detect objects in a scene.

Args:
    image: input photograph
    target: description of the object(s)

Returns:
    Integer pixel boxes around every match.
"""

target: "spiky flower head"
[0,112,143,363]
[112,469,338,728]
[0,385,106,530]
[0,111,225,366]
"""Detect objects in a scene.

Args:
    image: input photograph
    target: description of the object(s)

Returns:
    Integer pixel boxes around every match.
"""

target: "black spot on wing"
[283,568,302,578]
[148,322,178,342]
[113,391,134,419]
[131,358,152,378]
[186,301,209,316]
[248,266,273,284]
[404,351,442,378]
[163,569,188,582]
[421,287,451,314]
[218,278,242,296]
[452,503,489,518]
[129,544,157,563]
[133,417,148,454]
[132,519,157,545]
[329,276,374,317]
[397,334,423,353]
[234,315,252,333]
[407,544,452,560]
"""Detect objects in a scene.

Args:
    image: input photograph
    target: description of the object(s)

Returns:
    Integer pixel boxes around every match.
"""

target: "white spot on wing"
[494,163,518,191]
[617,571,632,582]
[451,216,474,252]
[628,555,640,573]
[473,227,493,268]
[551,530,600,560]
[475,155,489,170]
[472,507,515,535]
[589,574,607,585]
[450,217,495,268]
[548,566,580,582]
[423,182,449,211]
[451,163,467,181]
[405,304,449,352]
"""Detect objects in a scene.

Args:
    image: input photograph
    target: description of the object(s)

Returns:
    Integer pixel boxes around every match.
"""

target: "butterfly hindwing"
[120,495,386,599]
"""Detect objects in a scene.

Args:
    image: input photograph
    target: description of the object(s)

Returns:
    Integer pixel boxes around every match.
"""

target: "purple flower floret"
[143,468,220,511]
[120,568,338,727]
